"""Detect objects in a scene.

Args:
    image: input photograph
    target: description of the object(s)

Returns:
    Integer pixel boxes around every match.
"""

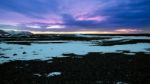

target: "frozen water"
[75,34,150,40]
[0,36,150,64]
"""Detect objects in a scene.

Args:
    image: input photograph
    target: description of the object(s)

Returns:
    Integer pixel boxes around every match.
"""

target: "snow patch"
[47,72,61,77]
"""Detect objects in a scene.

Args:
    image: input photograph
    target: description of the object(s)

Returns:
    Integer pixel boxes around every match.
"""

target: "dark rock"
[22,52,26,54]
[13,54,17,56]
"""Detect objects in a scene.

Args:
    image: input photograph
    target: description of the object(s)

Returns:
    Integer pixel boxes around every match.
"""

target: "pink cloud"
[77,16,106,22]
[46,25,65,29]
[26,25,41,29]
[0,10,64,26]
[115,29,143,33]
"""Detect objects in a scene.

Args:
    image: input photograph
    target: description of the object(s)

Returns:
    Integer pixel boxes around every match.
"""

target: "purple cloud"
[0,0,150,33]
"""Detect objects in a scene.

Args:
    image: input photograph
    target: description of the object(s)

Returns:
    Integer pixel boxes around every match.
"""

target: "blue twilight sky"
[0,0,150,33]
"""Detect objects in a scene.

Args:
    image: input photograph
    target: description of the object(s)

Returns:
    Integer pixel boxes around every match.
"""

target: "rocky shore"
[0,52,150,84]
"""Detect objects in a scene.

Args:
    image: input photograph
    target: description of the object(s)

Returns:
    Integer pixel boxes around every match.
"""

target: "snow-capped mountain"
[0,30,10,36]
[0,30,32,37]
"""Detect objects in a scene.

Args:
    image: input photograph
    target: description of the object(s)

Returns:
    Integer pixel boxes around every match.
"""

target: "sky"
[0,0,150,34]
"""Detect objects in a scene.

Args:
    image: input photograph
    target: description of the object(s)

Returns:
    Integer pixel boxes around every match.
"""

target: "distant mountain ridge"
[0,30,7,34]
[0,30,32,37]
